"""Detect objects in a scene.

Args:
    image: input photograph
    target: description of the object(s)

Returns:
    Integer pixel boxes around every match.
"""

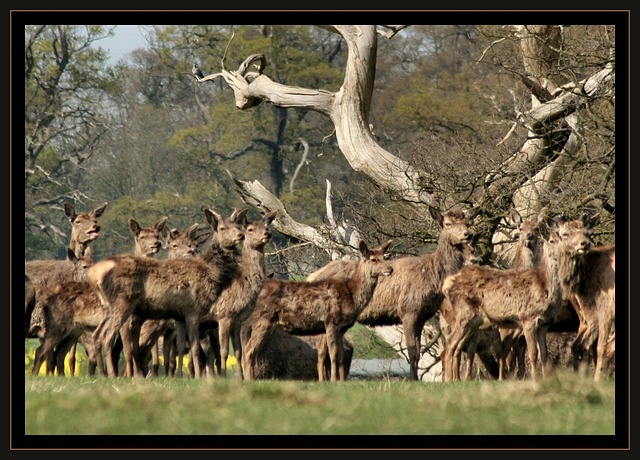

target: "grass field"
[17,328,625,450]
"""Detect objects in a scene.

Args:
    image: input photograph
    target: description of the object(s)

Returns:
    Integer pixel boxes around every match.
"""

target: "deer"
[441,214,597,382]
[32,216,169,377]
[25,202,106,340]
[31,280,107,376]
[307,206,476,381]
[194,210,277,380]
[242,239,394,382]
[555,214,615,381]
[89,207,245,378]
[141,223,210,378]
[113,216,170,377]
[25,247,94,342]
[247,330,354,381]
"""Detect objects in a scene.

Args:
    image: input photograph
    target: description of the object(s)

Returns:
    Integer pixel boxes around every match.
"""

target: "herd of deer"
[24,201,615,383]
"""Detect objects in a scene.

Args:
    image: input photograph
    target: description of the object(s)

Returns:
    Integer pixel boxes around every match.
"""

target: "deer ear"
[84,246,92,259]
[464,206,481,221]
[379,240,393,253]
[66,247,77,263]
[129,218,141,236]
[428,206,442,225]
[231,208,249,225]
[186,223,199,239]
[510,208,523,226]
[64,203,77,221]
[91,202,108,218]
[359,240,369,256]
[263,211,277,226]
[155,216,169,232]
[204,208,222,229]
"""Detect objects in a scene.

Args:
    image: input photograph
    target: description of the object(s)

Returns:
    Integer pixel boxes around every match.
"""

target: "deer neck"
[539,243,563,307]
[432,239,467,275]
[557,248,589,296]
[241,242,267,293]
[69,240,88,258]
[349,261,380,314]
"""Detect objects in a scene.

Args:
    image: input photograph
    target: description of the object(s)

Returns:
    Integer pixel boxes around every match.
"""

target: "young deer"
[25,247,94,342]
[116,216,169,377]
[441,215,599,381]
[307,206,476,381]
[89,208,245,378]
[25,202,106,340]
[200,210,276,380]
[31,280,106,376]
[242,239,393,382]
[34,217,169,377]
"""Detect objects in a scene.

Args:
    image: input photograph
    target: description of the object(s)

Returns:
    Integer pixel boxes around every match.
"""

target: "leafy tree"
[24,25,118,259]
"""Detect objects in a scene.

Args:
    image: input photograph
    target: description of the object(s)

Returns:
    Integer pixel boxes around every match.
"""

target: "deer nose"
[580,240,591,250]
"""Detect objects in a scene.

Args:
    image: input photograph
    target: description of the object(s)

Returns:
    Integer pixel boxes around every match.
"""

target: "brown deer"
[242,239,393,382]
[307,206,476,381]
[25,247,94,341]
[33,217,169,377]
[143,223,209,377]
[556,214,615,381]
[247,330,354,381]
[198,210,276,380]
[25,202,106,373]
[115,216,169,377]
[89,208,245,378]
[441,216,592,381]
[31,281,106,376]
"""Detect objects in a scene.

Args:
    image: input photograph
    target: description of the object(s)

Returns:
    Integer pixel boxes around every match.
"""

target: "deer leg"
[402,317,421,381]
[594,321,613,382]
[316,335,329,382]
[325,327,341,382]
[243,321,269,381]
[522,323,539,380]
[185,319,203,378]
[94,302,132,378]
[217,318,231,378]
[174,321,187,377]
[231,327,244,381]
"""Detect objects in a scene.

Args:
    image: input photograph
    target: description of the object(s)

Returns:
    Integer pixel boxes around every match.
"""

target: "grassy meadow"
[18,328,624,449]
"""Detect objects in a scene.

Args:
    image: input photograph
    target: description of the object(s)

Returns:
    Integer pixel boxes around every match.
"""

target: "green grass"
[22,369,615,438]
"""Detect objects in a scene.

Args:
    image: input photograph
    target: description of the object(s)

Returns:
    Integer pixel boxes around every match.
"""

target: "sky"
[100,25,148,64]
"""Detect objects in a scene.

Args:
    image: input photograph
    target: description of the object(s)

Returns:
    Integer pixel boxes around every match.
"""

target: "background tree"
[24,25,117,259]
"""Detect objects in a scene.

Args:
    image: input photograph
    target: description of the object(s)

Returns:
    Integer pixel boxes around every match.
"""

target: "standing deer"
[25,202,107,340]
[31,281,106,376]
[307,206,476,381]
[115,216,169,377]
[441,214,599,381]
[89,208,245,378]
[199,210,276,380]
[33,216,169,377]
[242,239,394,382]
[556,214,615,381]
